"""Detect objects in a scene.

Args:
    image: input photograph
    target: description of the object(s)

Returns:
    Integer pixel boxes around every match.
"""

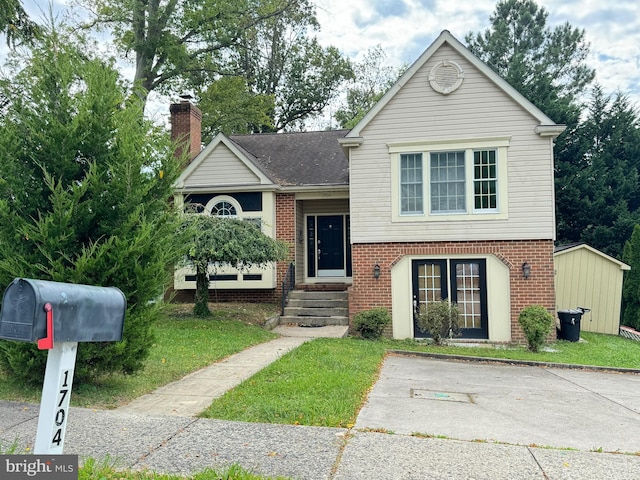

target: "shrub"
[518,305,555,352]
[353,308,391,339]
[416,300,461,345]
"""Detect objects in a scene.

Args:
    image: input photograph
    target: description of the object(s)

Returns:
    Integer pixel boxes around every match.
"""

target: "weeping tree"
[183,214,289,317]
[0,26,186,384]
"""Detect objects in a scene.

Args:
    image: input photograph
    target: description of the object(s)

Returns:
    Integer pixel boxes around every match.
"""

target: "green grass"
[200,338,387,427]
[382,331,640,370]
[0,304,277,409]
[200,331,640,428]
[78,459,292,480]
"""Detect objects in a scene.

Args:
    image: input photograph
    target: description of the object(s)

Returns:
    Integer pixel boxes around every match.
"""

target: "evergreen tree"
[622,225,640,330]
[557,86,640,257]
[0,26,185,384]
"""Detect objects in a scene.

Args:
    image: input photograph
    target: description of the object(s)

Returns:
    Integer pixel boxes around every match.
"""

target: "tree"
[0,26,186,384]
[465,0,594,124]
[198,76,275,141]
[81,0,352,130]
[622,225,640,330]
[556,87,640,257]
[198,1,353,133]
[183,214,288,317]
[0,0,40,46]
[334,45,402,129]
[80,0,295,104]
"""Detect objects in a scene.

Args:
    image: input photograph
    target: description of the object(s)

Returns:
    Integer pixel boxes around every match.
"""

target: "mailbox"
[0,278,126,347]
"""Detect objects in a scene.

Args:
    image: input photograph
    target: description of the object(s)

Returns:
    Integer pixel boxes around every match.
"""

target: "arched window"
[205,196,241,218]
[212,200,237,217]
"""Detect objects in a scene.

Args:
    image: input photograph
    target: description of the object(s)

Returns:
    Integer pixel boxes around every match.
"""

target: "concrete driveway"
[355,353,640,454]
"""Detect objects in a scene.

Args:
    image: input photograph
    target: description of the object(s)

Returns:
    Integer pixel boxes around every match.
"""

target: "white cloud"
[315,0,640,108]
[4,0,639,116]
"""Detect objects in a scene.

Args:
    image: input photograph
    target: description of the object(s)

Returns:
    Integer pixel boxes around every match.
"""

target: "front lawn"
[387,331,640,369]
[0,303,277,408]
[200,338,387,427]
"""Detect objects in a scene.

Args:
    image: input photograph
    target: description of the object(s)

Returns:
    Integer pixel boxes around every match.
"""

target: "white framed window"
[390,137,509,222]
[205,195,241,218]
[400,153,424,215]
[473,149,498,212]
[430,151,466,213]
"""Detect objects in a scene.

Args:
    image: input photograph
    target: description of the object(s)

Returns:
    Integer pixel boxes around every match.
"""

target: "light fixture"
[522,262,531,280]
[373,264,381,279]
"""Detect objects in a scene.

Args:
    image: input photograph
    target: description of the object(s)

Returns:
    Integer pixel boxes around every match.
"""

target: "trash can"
[557,307,590,342]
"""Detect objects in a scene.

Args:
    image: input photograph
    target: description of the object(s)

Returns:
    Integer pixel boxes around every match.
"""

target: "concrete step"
[287,298,347,309]
[288,290,348,301]
[279,315,349,327]
[283,306,348,318]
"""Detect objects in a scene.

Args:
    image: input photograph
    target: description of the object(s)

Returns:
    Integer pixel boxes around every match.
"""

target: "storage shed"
[554,243,630,335]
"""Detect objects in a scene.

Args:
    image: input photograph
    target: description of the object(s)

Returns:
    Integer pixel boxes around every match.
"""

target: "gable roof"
[344,30,565,140]
[229,129,350,186]
[554,243,631,271]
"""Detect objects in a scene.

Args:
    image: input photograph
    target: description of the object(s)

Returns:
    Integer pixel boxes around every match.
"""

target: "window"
[391,138,508,222]
[400,153,423,214]
[211,200,237,217]
[474,150,497,211]
[430,151,466,213]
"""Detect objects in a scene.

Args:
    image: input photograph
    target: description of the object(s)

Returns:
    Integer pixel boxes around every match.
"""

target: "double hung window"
[394,140,506,220]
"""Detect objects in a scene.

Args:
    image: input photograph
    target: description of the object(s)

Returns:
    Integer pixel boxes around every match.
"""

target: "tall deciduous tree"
[198,0,353,133]
[0,0,40,46]
[0,26,185,383]
[81,0,296,104]
[334,45,402,129]
[183,214,288,317]
[81,0,352,131]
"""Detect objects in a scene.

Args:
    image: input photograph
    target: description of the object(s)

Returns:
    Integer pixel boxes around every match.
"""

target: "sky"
[314,0,640,107]
[8,0,640,120]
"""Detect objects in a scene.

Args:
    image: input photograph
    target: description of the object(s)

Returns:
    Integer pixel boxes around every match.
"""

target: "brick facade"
[274,192,297,298]
[349,239,555,342]
[170,100,202,162]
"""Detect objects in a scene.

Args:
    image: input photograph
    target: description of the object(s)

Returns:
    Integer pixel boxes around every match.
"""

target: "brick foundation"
[349,240,555,343]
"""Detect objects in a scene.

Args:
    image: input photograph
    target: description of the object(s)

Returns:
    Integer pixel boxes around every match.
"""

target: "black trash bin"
[557,307,589,342]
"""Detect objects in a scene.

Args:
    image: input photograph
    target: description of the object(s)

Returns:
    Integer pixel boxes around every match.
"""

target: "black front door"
[412,259,488,339]
[307,215,351,278]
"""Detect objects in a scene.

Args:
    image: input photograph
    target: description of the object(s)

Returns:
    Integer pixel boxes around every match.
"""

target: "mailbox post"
[0,278,126,454]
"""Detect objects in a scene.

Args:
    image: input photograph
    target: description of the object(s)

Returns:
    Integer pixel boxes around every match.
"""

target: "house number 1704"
[51,369,71,447]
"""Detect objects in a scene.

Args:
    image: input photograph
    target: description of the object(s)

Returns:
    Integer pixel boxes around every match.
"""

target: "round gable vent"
[428,60,464,95]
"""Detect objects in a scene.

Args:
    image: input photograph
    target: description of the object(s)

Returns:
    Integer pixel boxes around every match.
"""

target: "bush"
[416,300,461,345]
[518,305,554,352]
[353,308,391,339]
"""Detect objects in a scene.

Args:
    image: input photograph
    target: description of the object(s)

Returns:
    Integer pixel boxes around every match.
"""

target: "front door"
[307,215,351,278]
[412,259,488,339]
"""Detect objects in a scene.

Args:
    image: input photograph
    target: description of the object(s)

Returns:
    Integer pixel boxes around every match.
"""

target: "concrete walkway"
[118,324,349,416]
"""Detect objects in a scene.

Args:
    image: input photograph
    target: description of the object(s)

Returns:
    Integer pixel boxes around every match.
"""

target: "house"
[172,30,565,342]
[554,243,630,335]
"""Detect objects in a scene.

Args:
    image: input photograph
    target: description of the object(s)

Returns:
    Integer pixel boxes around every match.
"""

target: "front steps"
[280,289,349,327]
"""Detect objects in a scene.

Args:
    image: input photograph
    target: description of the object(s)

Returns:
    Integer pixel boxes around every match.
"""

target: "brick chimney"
[170,96,202,162]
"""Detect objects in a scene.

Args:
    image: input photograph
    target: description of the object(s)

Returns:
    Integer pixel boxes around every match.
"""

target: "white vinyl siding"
[183,143,261,187]
[349,43,556,243]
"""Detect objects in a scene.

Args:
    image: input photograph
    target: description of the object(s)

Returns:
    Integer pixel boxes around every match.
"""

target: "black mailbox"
[0,278,126,348]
